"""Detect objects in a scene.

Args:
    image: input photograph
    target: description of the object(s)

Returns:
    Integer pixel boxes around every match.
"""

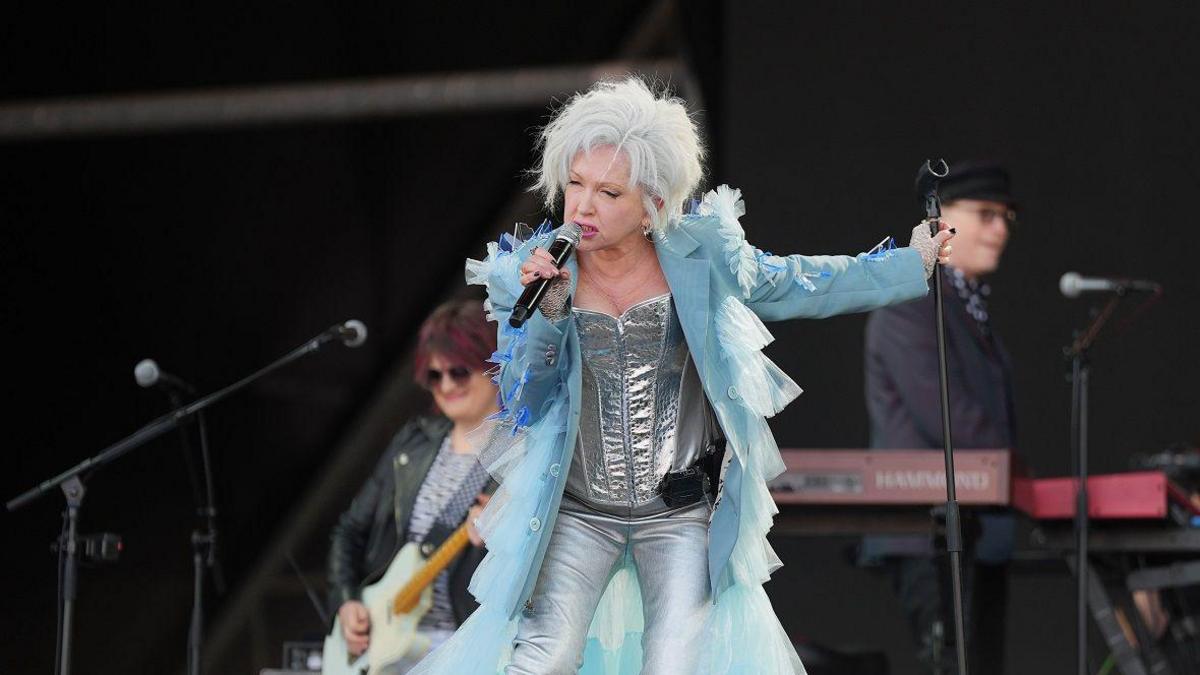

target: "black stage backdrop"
[3,2,1197,674]
[724,3,1199,673]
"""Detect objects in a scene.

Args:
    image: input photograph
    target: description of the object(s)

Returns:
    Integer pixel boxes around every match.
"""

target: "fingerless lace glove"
[909,220,941,278]
[538,277,572,322]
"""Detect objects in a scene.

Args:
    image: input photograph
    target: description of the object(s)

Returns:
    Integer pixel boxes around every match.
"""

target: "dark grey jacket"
[865,272,1016,451]
[326,416,485,624]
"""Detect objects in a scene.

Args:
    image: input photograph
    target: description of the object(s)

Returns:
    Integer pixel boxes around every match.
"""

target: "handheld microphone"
[509,222,582,328]
[1059,272,1161,298]
[328,320,368,348]
[134,359,196,394]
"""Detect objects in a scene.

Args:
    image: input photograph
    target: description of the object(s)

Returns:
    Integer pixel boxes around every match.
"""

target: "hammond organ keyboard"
[767,449,1200,537]
[768,448,1013,506]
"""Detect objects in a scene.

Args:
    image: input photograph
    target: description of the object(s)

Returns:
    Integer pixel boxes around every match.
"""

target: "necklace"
[579,245,660,315]
[581,266,645,313]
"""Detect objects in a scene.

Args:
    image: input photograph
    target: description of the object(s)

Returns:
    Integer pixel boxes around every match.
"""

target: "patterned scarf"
[946,267,992,338]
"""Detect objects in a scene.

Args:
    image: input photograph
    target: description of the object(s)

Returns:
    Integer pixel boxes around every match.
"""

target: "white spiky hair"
[531,76,705,231]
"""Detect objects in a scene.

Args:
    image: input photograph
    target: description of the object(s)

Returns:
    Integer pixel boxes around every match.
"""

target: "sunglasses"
[424,365,472,388]
[965,207,1018,227]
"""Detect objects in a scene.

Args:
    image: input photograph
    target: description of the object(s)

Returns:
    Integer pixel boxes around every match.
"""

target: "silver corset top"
[566,294,714,511]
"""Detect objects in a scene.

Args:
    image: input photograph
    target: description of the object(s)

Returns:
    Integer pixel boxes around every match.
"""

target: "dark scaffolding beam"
[0,59,681,142]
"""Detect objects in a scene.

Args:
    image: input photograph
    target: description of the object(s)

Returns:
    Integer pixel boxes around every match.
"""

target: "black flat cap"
[919,160,1015,206]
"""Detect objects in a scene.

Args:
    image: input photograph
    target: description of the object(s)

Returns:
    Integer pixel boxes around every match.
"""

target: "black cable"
[197,411,216,522]
[165,388,205,515]
[194,409,225,592]
[285,551,330,628]
[54,509,66,674]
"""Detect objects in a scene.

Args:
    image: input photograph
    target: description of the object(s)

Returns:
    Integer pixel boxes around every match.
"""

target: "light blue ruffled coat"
[409,186,929,675]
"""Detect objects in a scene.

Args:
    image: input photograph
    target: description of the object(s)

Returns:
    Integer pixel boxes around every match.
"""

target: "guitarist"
[327,299,499,668]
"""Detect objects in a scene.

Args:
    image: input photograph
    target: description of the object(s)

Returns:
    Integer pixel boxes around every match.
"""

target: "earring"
[642,223,653,242]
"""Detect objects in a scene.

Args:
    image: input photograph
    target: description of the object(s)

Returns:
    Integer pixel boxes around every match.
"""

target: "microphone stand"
[162,384,223,675]
[1063,295,1119,675]
[7,323,361,675]
[917,158,971,675]
[1061,283,1160,674]
[188,407,224,675]
[150,378,222,675]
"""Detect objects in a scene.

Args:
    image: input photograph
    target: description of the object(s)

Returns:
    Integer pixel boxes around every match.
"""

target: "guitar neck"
[391,523,471,615]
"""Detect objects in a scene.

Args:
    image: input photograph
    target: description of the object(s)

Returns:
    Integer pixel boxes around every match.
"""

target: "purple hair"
[412,299,496,385]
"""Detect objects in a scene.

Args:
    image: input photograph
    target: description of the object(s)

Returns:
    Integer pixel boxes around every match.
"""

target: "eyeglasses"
[965,207,1018,227]
[424,366,472,388]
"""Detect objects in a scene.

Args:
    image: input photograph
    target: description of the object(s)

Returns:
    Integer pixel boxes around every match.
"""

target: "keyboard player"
[864,161,1018,675]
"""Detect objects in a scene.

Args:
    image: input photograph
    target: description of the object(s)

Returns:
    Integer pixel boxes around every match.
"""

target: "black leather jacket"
[326,416,485,624]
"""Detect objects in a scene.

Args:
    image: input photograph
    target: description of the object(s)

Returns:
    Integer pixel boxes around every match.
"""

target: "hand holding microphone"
[519,246,573,286]
[511,223,582,327]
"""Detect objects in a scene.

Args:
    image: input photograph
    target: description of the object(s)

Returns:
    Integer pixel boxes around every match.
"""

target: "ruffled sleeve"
[465,222,553,322]
[465,221,570,433]
[713,296,803,418]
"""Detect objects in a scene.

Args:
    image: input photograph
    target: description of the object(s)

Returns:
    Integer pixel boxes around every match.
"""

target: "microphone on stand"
[327,319,368,348]
[1059,272,1161,298]
[10,316,380,675]
[509,222,583,328]
[134,359,196,395]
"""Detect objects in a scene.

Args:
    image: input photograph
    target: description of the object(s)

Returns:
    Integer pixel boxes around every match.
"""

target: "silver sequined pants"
[505,496,712,675]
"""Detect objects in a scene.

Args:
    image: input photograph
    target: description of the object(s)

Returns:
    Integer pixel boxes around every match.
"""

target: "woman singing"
[411,77,953,674]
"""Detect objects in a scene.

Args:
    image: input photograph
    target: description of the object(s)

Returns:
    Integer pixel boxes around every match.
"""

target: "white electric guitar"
[322,523,470,675]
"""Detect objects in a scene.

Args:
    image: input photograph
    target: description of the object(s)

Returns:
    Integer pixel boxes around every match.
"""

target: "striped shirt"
[405,437,486,630]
